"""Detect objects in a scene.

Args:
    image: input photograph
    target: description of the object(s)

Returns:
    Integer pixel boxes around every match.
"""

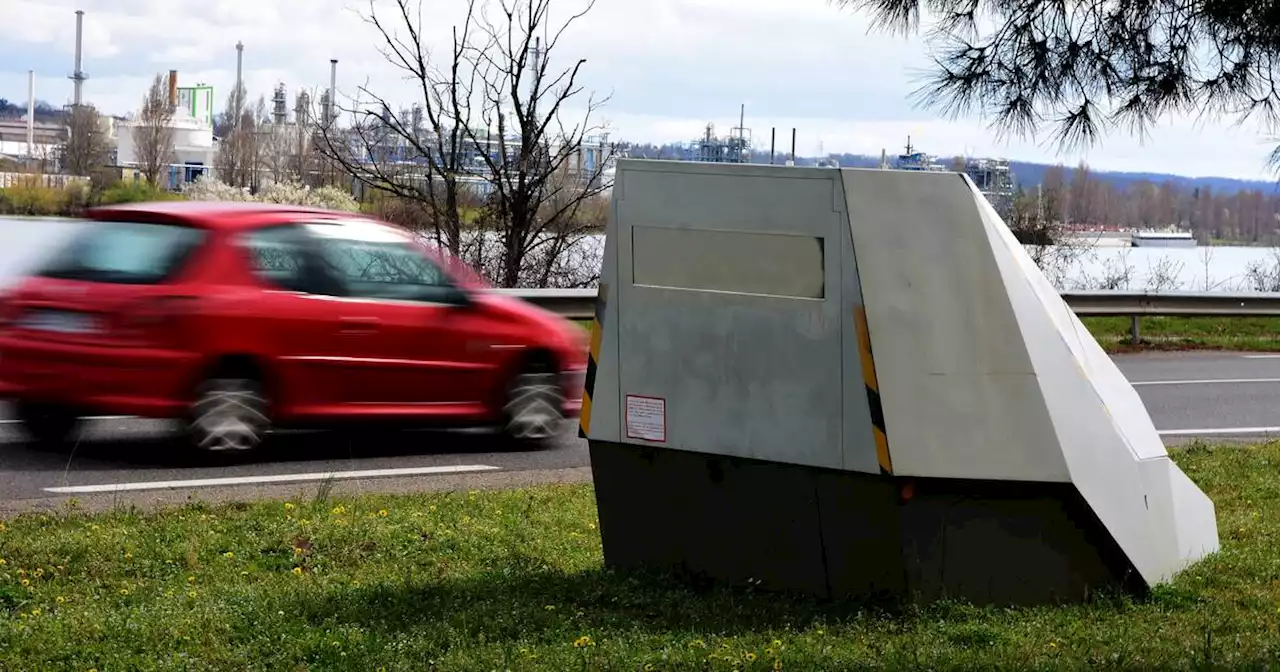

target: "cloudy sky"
[3,0,1278,180]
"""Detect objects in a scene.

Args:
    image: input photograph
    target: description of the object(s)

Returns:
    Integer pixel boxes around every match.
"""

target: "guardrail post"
[1130,315,1141,345]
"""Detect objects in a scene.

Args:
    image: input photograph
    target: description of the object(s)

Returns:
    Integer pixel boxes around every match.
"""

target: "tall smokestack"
[235,41,244,116]
[70,10,87,106]
[328,58,337,126]
[168,70,177,109]
[26,71,34,162]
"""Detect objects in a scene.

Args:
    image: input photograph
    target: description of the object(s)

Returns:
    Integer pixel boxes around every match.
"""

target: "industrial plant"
[1,9,616,195]
[641,109,1019,217]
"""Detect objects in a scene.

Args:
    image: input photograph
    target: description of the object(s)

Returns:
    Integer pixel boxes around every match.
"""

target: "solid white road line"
[0,415,132,425]
[42,464,502,494]
[1132,378,1280,386]
[1159,427,1280,436]
[1243,354,1280,359]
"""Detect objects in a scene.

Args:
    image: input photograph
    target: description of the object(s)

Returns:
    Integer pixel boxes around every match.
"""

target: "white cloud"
[2,0,1278,180]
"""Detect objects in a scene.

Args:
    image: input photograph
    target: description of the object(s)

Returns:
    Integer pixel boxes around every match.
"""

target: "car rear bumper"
[0,335,200,418]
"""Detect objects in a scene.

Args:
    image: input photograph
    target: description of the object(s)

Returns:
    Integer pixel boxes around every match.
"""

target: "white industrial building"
[115,71,217,189]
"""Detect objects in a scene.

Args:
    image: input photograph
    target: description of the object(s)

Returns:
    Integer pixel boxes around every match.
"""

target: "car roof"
[85,200,369,231]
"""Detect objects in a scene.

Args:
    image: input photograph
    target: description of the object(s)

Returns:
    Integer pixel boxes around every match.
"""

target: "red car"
[0,201,587,453]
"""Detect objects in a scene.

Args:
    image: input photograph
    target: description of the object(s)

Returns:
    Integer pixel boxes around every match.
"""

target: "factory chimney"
[69,10,88,107]
[168,70,177,109]
[235,41,244,117]
[327,58,338,126]
[26,71,35,163]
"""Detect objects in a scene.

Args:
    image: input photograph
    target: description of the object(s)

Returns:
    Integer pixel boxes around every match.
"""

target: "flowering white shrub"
[181,176,359,212]
[257,181,359,212]
[181,176,252,202]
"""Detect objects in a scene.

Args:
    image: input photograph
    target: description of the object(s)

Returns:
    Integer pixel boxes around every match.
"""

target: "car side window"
[308,223,455,302]
[241,225,323,293]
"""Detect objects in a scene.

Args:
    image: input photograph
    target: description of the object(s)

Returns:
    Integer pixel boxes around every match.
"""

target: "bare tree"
[215,83,270,190]
[837,0,1280,158]
[133,74,176,187]
[314,0,616,288]
[214,81,248,188]
[60,104,112,179]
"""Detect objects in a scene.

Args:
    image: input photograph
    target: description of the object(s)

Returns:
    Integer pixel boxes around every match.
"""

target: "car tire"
[500,362,565,448]
[185,377,270,454]
[14,401,81,447]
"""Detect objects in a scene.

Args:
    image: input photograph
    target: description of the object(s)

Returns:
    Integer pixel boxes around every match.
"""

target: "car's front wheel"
[14,401,81,447]
[501,363,565,448]
[185,378,269,453]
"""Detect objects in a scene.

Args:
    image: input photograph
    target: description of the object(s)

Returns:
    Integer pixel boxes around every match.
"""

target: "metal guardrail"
[496,288,1280,343]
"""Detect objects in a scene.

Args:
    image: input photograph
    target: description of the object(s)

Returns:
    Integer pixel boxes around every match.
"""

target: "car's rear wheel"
[14,401,81,446]
[186,378,269,453]
[501,361,565,448]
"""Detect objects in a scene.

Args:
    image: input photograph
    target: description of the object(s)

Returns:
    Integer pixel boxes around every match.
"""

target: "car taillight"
[117,295,201,344]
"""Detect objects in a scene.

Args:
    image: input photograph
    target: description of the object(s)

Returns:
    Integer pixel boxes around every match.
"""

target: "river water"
[3,216,1278,293]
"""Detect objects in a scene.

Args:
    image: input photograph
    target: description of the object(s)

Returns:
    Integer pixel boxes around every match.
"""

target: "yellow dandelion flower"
[572,635,594,648]
[774,659,783,671]
[292,567,303,575]
[188,591,198,598]
[118,588,129,595]
[124,552,132,559]
[56,596,65,603]
[284,502,296,510]
[378,509,388,517]
[20,579,29,586]
[223,551,235,559]
[187,576,195,582]
[772,640,782,647]
[330,506,345,515]
[428,505,437,512]
[746,652,757,662]
[644,665,655,671]
[33,568,43,577]
[0,558,6,565]
[30,608,40,616]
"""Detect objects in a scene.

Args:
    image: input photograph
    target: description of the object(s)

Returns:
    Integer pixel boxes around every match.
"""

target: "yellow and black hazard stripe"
[853,305,893,475]
[578,283,607,439]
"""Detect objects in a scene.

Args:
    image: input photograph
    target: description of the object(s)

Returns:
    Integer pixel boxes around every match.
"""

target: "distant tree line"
[0,99,63,122]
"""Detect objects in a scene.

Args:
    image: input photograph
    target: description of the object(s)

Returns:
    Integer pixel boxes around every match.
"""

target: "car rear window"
[36,220,208,285]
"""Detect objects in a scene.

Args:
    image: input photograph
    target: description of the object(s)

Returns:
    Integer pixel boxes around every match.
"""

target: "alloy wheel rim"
[191,379,268,451]
[504,372,563,441]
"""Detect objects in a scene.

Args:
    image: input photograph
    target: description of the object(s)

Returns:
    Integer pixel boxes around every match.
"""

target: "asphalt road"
[0,350,1272,512]
[0,219,1275,512]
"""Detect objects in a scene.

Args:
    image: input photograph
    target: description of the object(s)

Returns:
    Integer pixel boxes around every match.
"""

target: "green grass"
[0,442,1278,669]
[1082,316,1280,352]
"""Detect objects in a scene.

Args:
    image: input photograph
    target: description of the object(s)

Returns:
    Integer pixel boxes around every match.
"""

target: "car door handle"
[338,317,381,334]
